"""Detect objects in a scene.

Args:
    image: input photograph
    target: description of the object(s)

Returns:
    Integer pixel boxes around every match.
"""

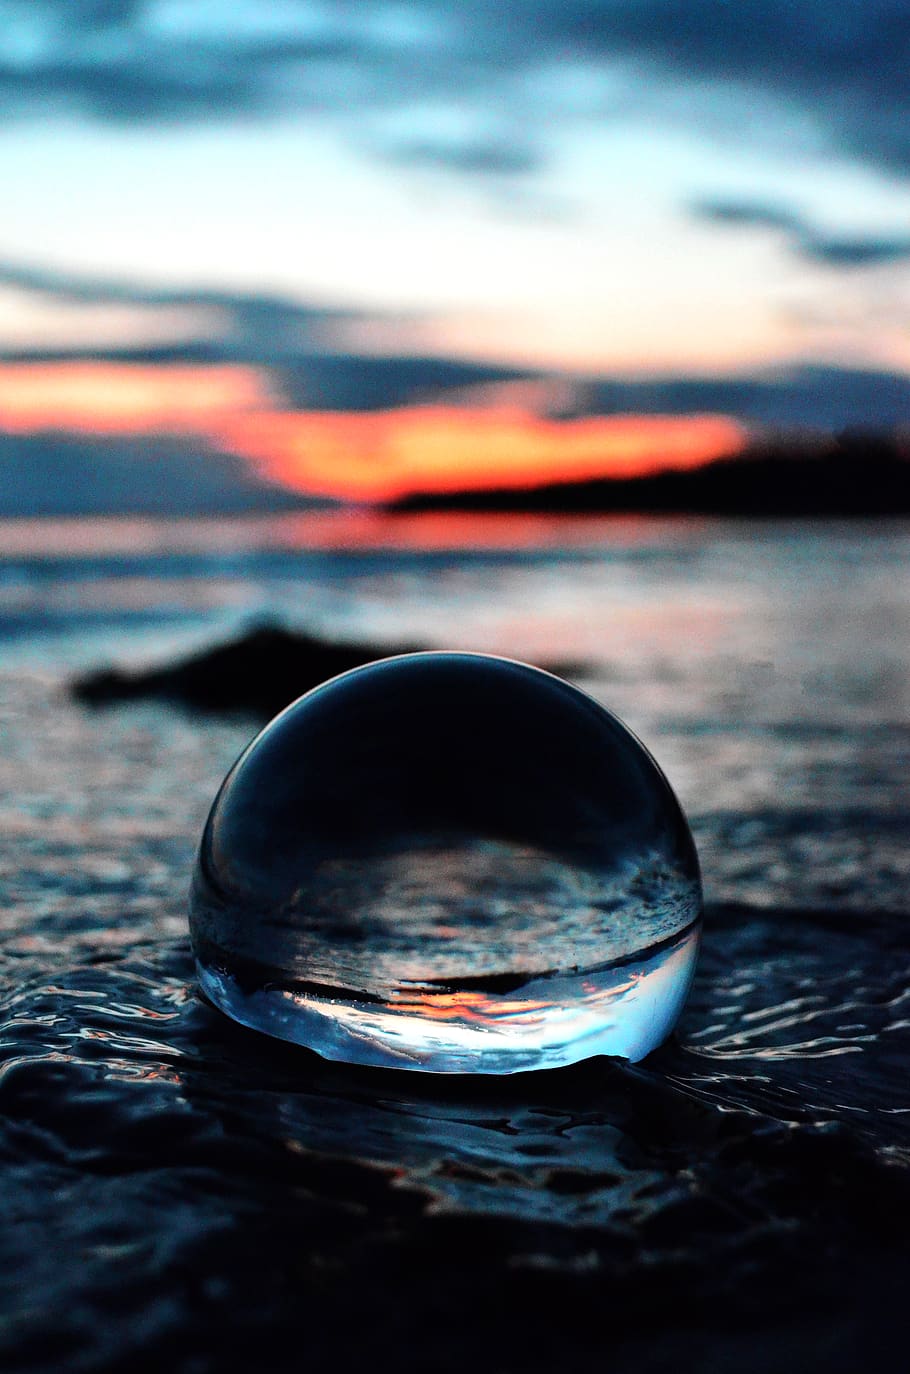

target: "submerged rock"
[71,625,426,719]
[71,624,587,719]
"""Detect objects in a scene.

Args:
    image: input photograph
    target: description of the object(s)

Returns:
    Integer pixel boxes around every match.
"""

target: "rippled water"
[1,513,909,1371]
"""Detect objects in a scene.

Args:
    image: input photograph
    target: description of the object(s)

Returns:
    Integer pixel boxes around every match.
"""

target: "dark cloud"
[0,338,535,412]
[4,349,908,438]
[0,253,534,407]
[0,11,376,123]
[381,136,541,177]
[11,0,145,27]
[581,364,910,431]
[0,258,379,353]
[692,199,801,234]
[274,354,534,410]
[3,253,909,429]
[520,0,910,173]
[692,197,910,268]
[1,0,909,188]
[0,430,325,517]
[800,236,910,267]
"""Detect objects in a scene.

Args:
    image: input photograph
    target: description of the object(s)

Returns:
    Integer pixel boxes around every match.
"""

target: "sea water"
[190,652,702,1071]
[4,515,910,1366]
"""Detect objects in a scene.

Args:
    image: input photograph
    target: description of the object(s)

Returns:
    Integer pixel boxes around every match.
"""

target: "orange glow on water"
[391,988,553,1024]
[0,510,708,558]
[221,405,746,501]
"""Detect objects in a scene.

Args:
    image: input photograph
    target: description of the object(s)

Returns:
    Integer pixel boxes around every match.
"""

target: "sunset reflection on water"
[0,509,713,558]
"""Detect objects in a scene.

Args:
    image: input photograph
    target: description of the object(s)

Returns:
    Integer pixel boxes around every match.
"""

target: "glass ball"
[190,652,702,1073]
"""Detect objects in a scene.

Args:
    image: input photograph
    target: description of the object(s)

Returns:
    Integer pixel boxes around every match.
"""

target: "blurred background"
[1,0,910,513]
[0,1,908,915]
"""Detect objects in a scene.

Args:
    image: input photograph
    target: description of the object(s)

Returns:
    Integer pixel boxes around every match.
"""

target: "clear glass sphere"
[190,652,702,1073]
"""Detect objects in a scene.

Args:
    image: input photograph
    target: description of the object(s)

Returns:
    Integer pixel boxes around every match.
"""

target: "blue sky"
[1,0,909,444]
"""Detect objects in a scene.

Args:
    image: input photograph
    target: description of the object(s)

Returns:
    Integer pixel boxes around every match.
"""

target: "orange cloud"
[221,405,747,502]
[0,361,746,503]
[0,361,271,435]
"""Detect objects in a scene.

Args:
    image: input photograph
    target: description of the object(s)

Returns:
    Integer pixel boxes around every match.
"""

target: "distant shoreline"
[387,436,910,517]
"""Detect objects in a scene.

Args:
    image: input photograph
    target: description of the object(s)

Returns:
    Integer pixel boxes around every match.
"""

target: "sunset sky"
[1,1,909,504]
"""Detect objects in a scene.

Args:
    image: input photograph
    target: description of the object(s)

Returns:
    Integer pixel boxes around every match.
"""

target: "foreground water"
[1,513,908,1371]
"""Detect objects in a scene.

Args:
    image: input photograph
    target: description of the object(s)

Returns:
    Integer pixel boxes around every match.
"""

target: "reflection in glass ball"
[190,652,702,1073]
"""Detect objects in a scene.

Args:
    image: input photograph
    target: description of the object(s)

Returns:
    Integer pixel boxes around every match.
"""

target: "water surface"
[1,513,908,1371]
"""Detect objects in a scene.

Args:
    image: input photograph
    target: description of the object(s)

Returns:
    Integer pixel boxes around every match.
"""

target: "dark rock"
[71,625,589,719]
[72,625,425,719]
